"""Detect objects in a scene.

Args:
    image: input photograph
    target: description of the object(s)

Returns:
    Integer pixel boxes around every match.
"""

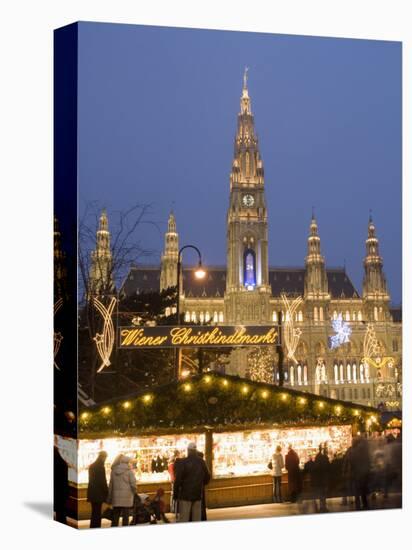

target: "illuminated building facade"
[119,73,402,410]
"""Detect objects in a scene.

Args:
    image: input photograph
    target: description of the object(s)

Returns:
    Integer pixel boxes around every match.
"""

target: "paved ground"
[74,493,402,529]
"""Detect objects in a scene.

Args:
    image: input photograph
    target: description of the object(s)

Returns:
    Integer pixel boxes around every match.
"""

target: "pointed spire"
[240,67,252,115]
[99,208,109,232]
[304,213,329,299]
[363,215,389,301]
[167,210,177,233]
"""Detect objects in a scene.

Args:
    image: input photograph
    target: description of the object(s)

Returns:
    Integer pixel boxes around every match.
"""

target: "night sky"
[77,22,402,304]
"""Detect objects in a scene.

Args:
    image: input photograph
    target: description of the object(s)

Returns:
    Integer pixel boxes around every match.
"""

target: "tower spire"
[304,214,329,300]
[362,215,389,314]
[89,209,114,295]
[160,211,179,291]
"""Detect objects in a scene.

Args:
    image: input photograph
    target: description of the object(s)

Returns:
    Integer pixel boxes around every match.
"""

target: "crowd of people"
[268,433,402,513]
[86,441,210,527]
[60,431,401,527]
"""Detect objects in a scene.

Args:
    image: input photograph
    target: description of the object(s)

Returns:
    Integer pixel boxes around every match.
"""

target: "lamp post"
[175,245,206,379]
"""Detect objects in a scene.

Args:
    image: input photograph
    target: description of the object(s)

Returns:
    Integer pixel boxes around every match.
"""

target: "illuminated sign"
[119,325,279,349]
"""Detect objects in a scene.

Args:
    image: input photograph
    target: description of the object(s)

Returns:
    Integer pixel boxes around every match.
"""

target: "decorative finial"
[243,66,249,89]
[311,206,315,221]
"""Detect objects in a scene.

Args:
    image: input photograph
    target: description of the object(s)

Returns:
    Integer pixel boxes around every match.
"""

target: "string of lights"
[79,372,379,436]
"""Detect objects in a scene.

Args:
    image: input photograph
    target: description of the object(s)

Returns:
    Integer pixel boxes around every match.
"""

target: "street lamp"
[175,245,206,379]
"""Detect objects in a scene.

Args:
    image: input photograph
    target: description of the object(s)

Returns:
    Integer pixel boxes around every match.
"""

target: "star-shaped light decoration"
[329,314,352,349]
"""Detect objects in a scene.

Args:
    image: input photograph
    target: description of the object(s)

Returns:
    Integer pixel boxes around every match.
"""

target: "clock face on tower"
[242,194,255,207]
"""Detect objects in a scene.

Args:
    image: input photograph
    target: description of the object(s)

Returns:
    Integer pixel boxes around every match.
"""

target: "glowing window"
[191,311,197,323]
[352,363,357,383]
[334,364,339,384]
[219,312,224,323]
[213,311,218,323]
[290,366,295,386]
[184,311,190,323]
[319,307,323,322]
[244,249,256,288]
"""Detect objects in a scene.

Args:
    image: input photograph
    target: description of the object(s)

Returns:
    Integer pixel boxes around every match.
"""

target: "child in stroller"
[132,489,169,525]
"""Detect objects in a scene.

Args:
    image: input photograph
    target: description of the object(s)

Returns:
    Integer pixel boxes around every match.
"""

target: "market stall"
[61,372,379,521]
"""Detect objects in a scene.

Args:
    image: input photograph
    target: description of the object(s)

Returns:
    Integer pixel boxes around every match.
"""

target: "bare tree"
[78,201,159,399]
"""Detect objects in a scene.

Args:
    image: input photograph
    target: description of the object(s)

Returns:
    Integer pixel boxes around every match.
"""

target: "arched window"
[345,310,350,321]
[245,151,250,176]
[347,363,352,382]
[243,248,256,288]
[219,311,224,323]
[352,311,356,321]
[213,311,218,323]
[314,307,318,322]
[165,307,171,317]
[333,311,338,320]
[199,311,204,323]
[357,311,362,321]
[334,363,339,384]
[315,364,321,384]
[297,365,302,385]
[360,363,365,383]
[319,307,324,322]
[298,311,303,322]
[374,306,378,321]
[290,366,295,386]
[303,365,308,385]
[364,363,370,383]
[191,311,197,323]
[340,363,344,383]
[352,363,357,383]
[321,363,327,383]
[272,311,278,322]
[184,311,190,323]
[205,311,210,322]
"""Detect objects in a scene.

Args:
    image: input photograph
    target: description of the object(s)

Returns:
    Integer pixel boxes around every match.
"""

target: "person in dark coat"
[285,444,302,503]
[87,451,108,528]
[173,442,211,522]
[54,445,69,524]
[313,445,330,512]
[349,436,370,510]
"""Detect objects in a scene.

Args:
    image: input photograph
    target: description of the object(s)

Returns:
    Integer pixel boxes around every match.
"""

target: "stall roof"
[79,372,378,438]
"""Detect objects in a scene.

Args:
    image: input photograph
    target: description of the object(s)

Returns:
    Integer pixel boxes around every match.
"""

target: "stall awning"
[79,372,379,437]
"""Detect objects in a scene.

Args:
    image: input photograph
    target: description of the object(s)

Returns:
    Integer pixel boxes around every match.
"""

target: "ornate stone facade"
[120,74,402,410]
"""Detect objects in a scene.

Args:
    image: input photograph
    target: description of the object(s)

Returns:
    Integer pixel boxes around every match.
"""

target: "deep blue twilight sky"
[77,23,402,304]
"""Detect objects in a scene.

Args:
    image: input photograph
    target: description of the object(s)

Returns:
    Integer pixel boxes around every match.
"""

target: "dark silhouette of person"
[349,436,370,510]
[54,445,69,524]
[313,444,330,512]
[173,442,210,522]
[87,451,108,528]
[285,444,302,503]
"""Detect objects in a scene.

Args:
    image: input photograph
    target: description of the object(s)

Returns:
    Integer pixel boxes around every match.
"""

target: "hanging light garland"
[93,296,116,373]
[78,372,378,434]
[53,297,64,370]
[281,293,303,363]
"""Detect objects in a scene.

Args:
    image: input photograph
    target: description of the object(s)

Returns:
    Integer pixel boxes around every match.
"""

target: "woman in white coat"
[108,454,137,526]
[271,445,285,503]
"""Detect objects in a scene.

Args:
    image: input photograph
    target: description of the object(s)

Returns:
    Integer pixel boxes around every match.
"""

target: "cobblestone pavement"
[74,493,401,529]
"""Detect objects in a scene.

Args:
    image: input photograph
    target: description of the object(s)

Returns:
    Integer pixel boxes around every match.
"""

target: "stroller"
[132,490,169,525]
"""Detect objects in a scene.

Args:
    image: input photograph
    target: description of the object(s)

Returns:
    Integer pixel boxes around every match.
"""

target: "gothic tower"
[362,214,390,321]
[160,211,179,291]
[224,69,271,324]
[89,209,114,295]
[304,213,330,321]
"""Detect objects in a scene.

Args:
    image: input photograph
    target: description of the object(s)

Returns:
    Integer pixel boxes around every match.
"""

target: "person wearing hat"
[173,442,210,522]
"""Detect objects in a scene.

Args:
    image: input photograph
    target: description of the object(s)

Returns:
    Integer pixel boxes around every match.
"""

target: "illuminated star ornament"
[329,314,352,349]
